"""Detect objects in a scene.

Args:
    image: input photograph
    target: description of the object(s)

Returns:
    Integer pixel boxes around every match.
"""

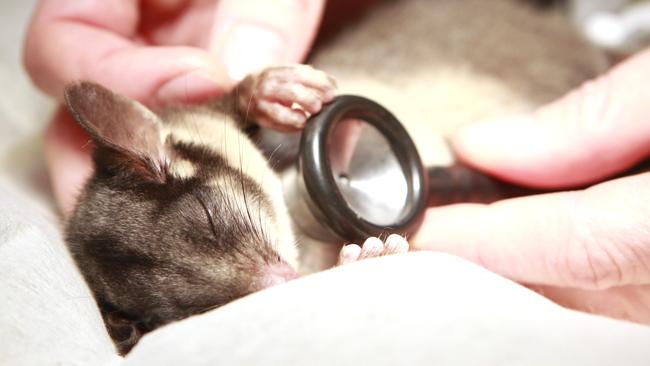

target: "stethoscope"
[279,95,650,243]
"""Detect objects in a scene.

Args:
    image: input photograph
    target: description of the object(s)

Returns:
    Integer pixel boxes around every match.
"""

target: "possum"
[63,0,608,355]
[65,66,329,351]
[64,65,408,354]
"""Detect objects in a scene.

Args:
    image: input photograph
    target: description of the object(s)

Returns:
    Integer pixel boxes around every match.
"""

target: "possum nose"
[263,263,299,287]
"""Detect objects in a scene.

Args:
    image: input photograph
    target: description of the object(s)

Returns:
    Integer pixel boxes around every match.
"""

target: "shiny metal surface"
[281,167,342,242]
[327,118,408,226]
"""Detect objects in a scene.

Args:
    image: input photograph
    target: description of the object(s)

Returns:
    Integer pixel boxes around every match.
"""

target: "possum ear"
[64,82,168,183]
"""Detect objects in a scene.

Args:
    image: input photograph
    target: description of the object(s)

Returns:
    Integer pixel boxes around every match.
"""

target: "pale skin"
[24,0,650,323]
[24,0,329,217]
[414,49,650,324]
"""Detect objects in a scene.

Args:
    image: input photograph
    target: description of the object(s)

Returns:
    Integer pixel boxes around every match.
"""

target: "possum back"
[310,0,608,166]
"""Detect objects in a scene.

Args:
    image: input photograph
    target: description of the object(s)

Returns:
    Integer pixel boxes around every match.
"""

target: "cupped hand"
[413,49,650,324]
[23,0,325,215]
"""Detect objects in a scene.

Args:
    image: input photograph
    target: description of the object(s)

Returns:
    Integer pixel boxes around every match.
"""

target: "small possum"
[64,65,410,353]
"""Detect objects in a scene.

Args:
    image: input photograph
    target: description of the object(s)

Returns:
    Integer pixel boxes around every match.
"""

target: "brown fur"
[311,0,607,166]
[65,83,297,354]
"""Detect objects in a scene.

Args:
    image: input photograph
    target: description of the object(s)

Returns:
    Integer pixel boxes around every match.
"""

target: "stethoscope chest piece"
[283,95,428,243]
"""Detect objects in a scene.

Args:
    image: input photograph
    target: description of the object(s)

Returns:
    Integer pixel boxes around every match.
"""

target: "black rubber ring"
[299,95,428,242]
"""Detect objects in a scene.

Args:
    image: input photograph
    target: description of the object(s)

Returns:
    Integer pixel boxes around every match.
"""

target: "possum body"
[310,0,607,166]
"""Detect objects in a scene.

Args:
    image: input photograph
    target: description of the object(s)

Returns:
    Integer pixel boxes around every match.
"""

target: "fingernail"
[220,24,284,82]
[454,121,502,148]
[452,117,541,163]
[156,70,223,105]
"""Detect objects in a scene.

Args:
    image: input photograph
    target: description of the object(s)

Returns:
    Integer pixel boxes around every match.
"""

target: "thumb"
[148,0,326,104]
[451,49,650,189]
[412,172,650,290]
[24,0,324,106]
[208,0,325,82]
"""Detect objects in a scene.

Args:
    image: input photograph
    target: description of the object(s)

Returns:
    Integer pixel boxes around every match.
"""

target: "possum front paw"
[337,234,410,266]
[236,65,337,131]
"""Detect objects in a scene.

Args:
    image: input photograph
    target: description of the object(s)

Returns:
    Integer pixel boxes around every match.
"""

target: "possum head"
[64,82,297,352]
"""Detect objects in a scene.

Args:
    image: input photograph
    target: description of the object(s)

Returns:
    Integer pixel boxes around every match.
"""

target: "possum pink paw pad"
[337,234,410,266]
[237,65,337,131]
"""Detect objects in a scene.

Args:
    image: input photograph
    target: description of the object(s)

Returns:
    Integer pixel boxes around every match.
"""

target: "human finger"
[451,49,650,189]
[24,0,227,106]
[208,0,325,81]
[412,172,650,290]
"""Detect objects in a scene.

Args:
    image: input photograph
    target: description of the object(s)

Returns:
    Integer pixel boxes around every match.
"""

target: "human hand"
[24,0,325,105]
[23,0,325,215]
[413,49,650,324]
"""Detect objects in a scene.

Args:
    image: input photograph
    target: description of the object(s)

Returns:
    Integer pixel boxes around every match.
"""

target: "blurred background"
[0,1,54,211]
[0,0,56,216]
[0,1,52,149]
[570,0,650,55]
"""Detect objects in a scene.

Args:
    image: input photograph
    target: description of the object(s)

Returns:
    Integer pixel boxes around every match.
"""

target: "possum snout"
[261,262,299,288]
